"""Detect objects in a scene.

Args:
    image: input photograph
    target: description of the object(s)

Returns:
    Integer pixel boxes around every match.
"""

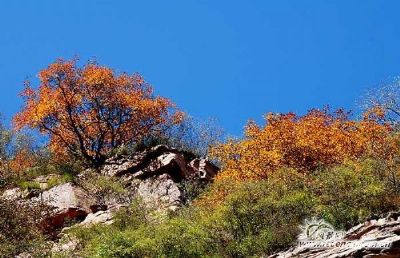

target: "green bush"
[78,210,214,258]
[46,173,74,189]
[210,173,313,257]
[68,200,157,258]
[153,218,215,257]
[18,180,41,190]
[312,160,396,229]
[112,198,150,230]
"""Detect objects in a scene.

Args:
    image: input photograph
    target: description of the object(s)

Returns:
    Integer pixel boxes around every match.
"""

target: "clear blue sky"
[1,1,400,136]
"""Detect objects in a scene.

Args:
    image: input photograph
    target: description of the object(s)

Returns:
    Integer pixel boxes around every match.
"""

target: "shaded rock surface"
[102,145,218,180]
[270,213,400,258]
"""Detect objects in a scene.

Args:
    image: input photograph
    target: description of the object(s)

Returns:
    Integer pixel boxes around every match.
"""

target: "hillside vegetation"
[1,59,400,257]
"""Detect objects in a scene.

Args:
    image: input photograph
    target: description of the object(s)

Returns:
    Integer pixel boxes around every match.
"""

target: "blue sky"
[1,1,400,136]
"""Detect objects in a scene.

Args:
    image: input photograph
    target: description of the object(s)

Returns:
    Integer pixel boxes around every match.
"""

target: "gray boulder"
[80,210,114,226]
[136,173,182,211]
[1,187,23,200]
[35,183,97,229]
[38,183,96,213]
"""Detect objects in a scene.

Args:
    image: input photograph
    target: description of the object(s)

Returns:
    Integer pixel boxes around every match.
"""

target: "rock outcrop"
[136,173,182,211]
[270,213,400,258]
[102,145,218,180]
[35,183,98,230]
[1,145,218,234]
[102,145,218,211]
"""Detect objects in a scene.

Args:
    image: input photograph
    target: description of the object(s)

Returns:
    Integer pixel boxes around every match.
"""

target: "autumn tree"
[14,59,182,167]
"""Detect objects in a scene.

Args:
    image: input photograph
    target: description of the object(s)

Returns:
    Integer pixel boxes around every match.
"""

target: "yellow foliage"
[211,108,396,181]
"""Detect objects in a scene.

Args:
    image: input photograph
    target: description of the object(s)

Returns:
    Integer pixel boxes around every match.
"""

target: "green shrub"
[82,227,158,258]
[210,175,313,257]
[69,200,156,258]
[312,160,396,229]
[112,198,150,230]
[178,177,209,204]
[153,218,215,257]
[18,180,41,190]
[79,212,214,258]
[46,173,74,189]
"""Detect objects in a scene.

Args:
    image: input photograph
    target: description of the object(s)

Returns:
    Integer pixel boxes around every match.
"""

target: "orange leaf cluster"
[14,59,181,167]
[8,149,37,175]
[212,108,396,181]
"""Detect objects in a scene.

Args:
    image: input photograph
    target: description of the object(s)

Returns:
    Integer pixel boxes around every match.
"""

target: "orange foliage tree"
[8,148,37,175]
[14,59,181,167]
[211,108,396,181]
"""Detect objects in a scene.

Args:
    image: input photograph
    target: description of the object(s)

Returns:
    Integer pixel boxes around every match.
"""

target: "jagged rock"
[99,145,218,211]
[188,158,218,180]
[100,145,219,212]
[101,145,172,177]
[136,173,182,211]
[102,145,218,182]
[270,216,400,258]
[35,183,97,229]
[102,156,139,177]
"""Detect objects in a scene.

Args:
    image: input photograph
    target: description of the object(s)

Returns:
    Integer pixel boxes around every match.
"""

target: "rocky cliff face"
[2,145,219,234]
[270,212,400,258]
